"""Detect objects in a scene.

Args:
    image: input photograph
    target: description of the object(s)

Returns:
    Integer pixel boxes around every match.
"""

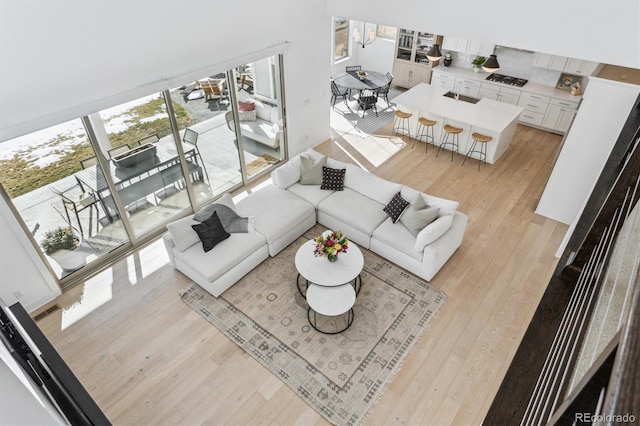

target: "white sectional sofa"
[163,149,468,297]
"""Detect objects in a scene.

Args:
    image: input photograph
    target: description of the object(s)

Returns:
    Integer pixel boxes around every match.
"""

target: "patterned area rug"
[181,224,447,425]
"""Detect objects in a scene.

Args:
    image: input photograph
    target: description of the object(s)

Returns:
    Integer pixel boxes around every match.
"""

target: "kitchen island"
[393,83,523,163]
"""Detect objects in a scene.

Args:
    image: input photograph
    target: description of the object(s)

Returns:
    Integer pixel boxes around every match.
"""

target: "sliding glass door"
[0,53,286,287]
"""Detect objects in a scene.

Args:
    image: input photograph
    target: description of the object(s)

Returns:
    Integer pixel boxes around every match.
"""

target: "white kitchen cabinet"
[533,53,567,71]
[442,36,468,53]
[479,82,500,101]
[563,58,599,76]
[456,78,481,98]
[541,98,579,133]
[431,70,456,91]
[467,40,495,57]
[497,87,520,105]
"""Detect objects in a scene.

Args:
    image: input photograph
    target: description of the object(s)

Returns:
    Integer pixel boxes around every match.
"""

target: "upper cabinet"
[533,53,600,76]
[393,29,441,88]
[442,36,494,57]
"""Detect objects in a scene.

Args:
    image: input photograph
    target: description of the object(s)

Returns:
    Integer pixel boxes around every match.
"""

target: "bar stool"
[463,132,493,170]
[436,124,464,162]
[413,116,438,152]
[393,110,412,140]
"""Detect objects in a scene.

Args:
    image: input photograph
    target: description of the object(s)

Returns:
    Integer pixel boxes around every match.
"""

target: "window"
[377,25,397,41]
[333,17,350,61]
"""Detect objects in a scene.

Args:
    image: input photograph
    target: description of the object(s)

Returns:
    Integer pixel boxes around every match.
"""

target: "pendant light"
[426,44,443,61]
[482,53,500,73]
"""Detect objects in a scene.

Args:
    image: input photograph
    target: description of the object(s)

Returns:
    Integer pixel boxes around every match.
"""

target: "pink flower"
[327,239,333,246]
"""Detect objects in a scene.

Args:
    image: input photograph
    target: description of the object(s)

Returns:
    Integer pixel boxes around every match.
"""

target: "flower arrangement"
[314,230,349,262]
[40,226,80,255]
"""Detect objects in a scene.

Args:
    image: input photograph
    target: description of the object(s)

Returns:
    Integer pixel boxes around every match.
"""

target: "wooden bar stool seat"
[413,117,438,152]
[393,110,413,140]
[436,124,464,162]
[462,132,493,170]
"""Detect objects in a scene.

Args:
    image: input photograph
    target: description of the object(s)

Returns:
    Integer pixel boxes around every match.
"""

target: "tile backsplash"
[445,47,562,87]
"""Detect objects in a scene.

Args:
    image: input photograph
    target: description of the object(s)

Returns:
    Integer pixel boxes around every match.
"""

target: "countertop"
[393,83,523,133]
[432,65,582,102]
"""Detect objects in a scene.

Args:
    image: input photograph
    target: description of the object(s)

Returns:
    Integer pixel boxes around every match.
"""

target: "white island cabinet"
[393,83,523,164]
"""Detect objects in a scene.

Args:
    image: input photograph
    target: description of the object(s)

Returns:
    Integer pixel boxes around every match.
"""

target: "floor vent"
[33,304,61,322]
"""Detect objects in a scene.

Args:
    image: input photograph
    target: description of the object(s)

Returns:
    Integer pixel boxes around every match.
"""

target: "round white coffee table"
[306,282,356,334]
[295,239,363,297]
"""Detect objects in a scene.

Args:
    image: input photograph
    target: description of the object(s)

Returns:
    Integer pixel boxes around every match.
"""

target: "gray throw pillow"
[400,194,440,236]
[299,154,327,185]
[193,204,249,233]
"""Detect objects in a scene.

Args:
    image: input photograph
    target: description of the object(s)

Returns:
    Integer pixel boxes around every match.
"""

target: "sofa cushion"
[193,203,252,234]
[237,185,315,247]
[286,183,334,207]
[372,217,423,261]
[415,211,455,251]
[254,100,273,121]
[400,194,440,236]
[318,188,388,236]
[299,154,327,185]
[345,163,402,204]
[271,156,301,189]
[383,192,410,223]
[321,166,346,191]
[166,215,201,252]
[401,186,459,211]
[178,232,267,283]
[191,211,230,252]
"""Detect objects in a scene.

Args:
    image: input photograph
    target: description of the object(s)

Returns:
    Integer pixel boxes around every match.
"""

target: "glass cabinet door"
[415,32,435,65]
[396,29,414,61]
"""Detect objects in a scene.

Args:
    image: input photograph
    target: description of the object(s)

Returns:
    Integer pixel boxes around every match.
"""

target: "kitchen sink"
[443,91,481,104]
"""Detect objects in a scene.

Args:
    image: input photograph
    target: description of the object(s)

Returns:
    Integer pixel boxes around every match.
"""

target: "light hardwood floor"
[36,121,568,425]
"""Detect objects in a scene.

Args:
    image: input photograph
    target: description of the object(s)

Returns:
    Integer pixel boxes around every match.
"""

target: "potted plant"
[471,56,486,72]
[41,226,86,271]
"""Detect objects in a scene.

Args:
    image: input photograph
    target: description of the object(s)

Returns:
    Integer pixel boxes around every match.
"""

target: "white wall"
[327,0,640,69]
[536,78,640,224]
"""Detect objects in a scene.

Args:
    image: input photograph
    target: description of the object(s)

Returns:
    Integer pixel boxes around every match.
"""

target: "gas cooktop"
[485,73,528,87]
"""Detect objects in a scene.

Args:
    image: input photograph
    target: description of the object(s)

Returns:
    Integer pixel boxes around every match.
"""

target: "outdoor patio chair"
[80,156,98,169]
[330,80,350,110]
[356,89,379,118]
[137,133,159,146]
[182,128,209,183]
[198,79,227,110]
[107,144,131,159]
[50,186,101,237]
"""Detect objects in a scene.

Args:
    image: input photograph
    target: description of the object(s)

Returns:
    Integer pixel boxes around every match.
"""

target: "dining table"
[332,70,390,92]
[74,138,203,220]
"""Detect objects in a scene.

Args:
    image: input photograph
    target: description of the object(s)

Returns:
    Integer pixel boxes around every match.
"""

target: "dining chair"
[379,73,394,106]
[50,186,101,237]
[345,65,362,72]
[330,80,350,110]
[107,144,131,159]
[356,89,379,118]
[182,128,209,183]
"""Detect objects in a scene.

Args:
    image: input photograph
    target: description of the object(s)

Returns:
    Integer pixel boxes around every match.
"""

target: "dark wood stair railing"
[484,94,640,425]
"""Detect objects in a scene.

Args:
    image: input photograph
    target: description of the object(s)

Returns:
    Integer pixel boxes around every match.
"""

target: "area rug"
[245,153,279,175]
[180,224,447,425]
[330,86,405,137]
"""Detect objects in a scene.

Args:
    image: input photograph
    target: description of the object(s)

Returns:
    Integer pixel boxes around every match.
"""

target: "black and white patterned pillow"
[320,166,346,191]
[383,192,410,223]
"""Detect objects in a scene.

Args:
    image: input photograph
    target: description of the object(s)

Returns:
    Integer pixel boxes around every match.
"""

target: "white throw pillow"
[215,193,238,213]
[414,212,454,251]
[166,216,201,252]
[271,156,301,189]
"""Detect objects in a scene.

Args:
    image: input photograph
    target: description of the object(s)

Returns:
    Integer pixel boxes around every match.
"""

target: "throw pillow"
[238,110,256,122]
[193,203,251,233]
[191,211,230,252]
[414,212,455,251]
[166,216,201,252]
[400,194,440,236]
[383,192,410,223]
[320,166,346,191]
[299,154,327,185]
[238,100,256,111]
